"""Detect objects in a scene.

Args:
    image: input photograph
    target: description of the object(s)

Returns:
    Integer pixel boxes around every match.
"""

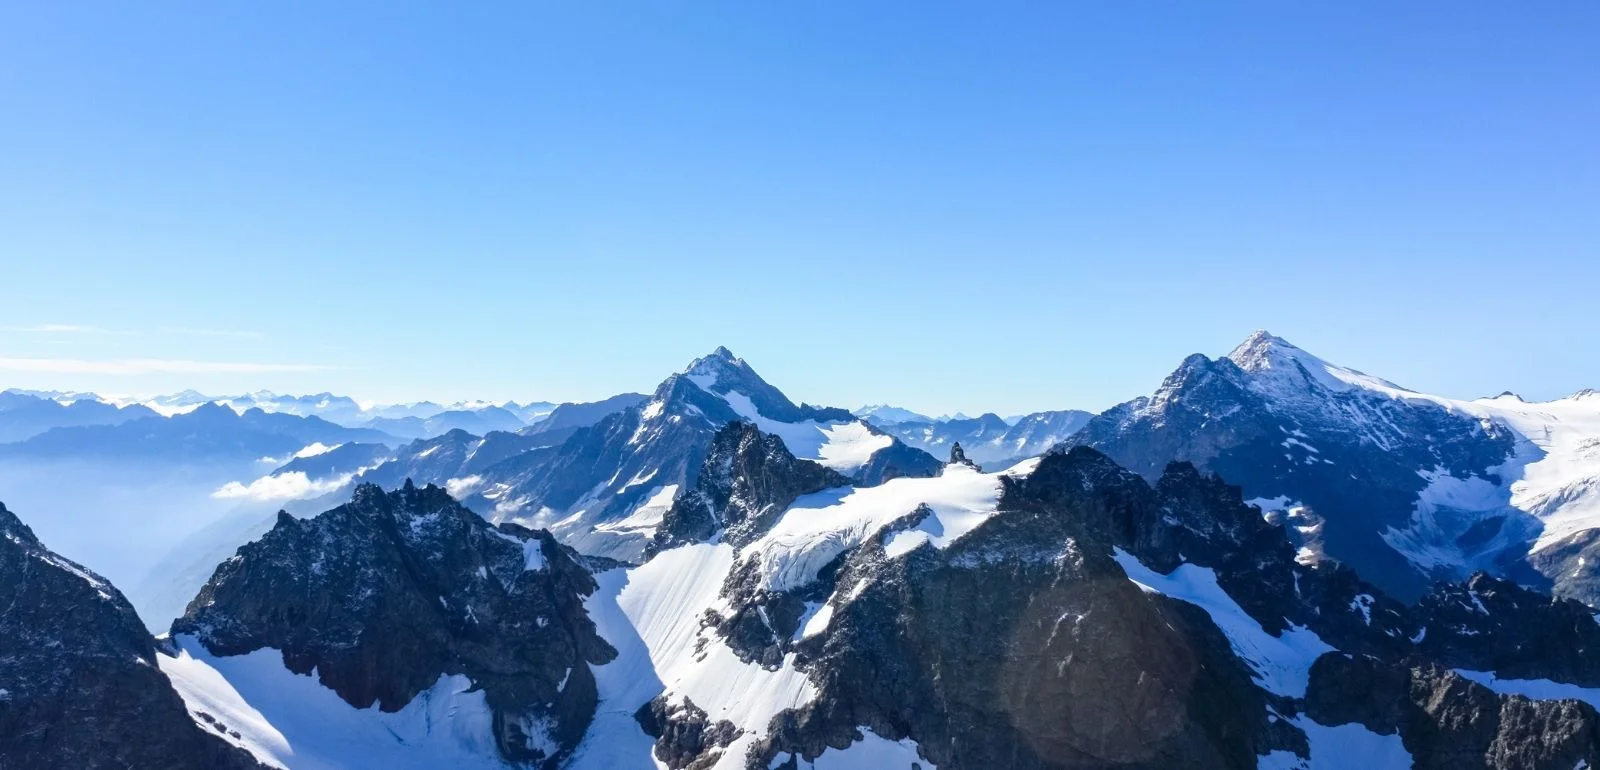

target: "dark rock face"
[749,449,1284,769]
[173,482,615,767]
[948,441,977,469]
[652,422,850,555]
[1415,572,1600,686]
[1059,333,1518,601]
[651,442,1600,769]
[1306,654,1600,770]
[635,697,743,770]
[1523,529,1600,609]
[0,503,262,770]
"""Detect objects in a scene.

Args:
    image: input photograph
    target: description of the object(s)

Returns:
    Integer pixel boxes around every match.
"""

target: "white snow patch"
[814,421,894,474]
[1349,594,1375,626]
[714,391,890,476]
[744,463,1007,593]
[159,636,512,770]
[594,485,679,536]
[1247,496,1296,513]
[795,601,836,640]
[1256,718,1411,769]
[1453,670,1600,710]
[770,727,935,769]
[1113,548,1333,698]
[491,530,547,572]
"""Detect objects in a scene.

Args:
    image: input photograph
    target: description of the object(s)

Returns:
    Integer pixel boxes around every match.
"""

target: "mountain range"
[4,332,1600,769]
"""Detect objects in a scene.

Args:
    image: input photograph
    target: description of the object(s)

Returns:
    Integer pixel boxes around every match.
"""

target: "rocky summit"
[172,481,616,768]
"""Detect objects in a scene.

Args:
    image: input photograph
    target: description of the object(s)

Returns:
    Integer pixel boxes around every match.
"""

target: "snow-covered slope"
[1064,330,1600,603]
[160,640,511,770]
[570,458,1034,769]
[1231,334,1600,590]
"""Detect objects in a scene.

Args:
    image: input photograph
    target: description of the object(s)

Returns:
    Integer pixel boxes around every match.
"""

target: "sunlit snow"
[159,636,511,770]
[1113,548,1333,698]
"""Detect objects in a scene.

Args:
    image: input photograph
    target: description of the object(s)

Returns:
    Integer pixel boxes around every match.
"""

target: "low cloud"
[212,471,353,502]
[0,357,332,375]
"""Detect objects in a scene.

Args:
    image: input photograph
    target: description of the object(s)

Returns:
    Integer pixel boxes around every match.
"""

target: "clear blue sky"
[1,2,1596,414]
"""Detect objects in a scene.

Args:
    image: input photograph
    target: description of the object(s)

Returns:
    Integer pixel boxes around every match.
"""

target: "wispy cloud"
[2,324,267,339]
[159,326,268,340]
[0,324,126,334]
[0,357,333,375]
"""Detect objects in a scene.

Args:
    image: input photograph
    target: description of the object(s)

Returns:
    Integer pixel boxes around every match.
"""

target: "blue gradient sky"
[1,3,1596,414]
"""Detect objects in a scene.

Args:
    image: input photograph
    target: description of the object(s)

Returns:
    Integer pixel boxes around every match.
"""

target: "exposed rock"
[173,481,615,767]
[1305,654,1600,770]
[849,431,945,485]
[0,502,263,770]
[948,441,979,470]
[747,448,1289,769]
[651,422,851,555]
[1415,571,1600,686]
[635,696,743,769]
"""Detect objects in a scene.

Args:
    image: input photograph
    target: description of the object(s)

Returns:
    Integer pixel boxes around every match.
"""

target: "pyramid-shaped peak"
[1224,330,1407,396]
[683,346,750,378]
[1226,330,1300,368]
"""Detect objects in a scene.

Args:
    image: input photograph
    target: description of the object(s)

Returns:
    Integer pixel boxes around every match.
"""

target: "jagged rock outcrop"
[651,421,851,555]
[1415,572,1600,686]
[634,697,744,770]
[948,441,978,469]
[173,481,616,767]
[668,444,1600,769]
[1306,654,1600,770]
[0,502,263,770]
[749,449,1287,769]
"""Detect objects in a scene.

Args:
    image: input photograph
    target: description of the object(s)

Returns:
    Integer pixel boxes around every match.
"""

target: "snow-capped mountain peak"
[683,345,743,377]
[1226,329,1410,397]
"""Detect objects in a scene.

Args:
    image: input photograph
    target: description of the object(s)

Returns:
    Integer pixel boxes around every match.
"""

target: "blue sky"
[1,2,1596,414]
